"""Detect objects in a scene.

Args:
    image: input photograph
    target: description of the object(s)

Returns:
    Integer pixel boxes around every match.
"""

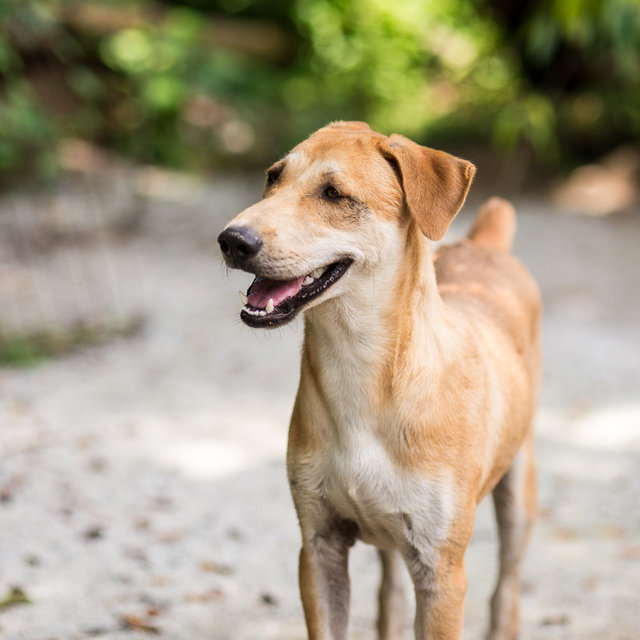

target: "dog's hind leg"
[487,432,537,640]
[377,549,408,640]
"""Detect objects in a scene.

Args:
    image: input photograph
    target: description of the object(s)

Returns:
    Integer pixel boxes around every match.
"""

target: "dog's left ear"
[380,134,475,241]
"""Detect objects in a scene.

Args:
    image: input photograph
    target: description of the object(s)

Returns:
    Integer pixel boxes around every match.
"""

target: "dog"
[218,121,542,639]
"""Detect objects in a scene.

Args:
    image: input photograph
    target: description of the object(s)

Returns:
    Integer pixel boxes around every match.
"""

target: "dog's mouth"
[239,259,353,328]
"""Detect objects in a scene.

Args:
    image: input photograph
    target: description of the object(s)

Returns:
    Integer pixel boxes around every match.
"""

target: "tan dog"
[218,122,542,640]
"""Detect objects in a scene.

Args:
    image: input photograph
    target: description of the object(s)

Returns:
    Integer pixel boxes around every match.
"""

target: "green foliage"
[517,0,640,157]
[0,0,639,180]
[286,0,570,156]
[0,317,144,368]
[0,80,58,177]
[0,1,61,180]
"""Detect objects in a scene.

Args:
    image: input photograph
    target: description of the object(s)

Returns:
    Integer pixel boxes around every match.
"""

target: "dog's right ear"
[380,134,475,241]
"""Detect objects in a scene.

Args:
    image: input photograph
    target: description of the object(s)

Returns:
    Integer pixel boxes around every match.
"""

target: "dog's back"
[435,198,542,374]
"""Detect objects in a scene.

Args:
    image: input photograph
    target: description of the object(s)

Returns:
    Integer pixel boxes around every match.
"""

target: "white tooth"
[259,310,267,316]
[303,276,314,286]
[266,299,274,313]
[238,290,248,305]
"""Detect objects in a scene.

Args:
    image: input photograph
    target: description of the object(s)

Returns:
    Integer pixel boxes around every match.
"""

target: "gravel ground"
[0,168,638,639]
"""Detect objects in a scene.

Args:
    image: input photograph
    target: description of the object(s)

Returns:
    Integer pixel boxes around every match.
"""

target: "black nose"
[218,226,263,267]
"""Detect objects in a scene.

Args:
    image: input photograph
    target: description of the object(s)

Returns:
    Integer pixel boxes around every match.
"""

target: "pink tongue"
[247,275,305,309]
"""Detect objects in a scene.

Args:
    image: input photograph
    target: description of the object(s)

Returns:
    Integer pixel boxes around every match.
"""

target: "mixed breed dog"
[218,121,542,639]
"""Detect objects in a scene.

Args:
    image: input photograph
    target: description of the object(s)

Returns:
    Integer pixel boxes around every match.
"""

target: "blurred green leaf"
[142,75,184,111]
[101,28,155,73]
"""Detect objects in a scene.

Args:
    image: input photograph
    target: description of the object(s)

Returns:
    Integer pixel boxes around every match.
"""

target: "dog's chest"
[296,329,455,552]
[318,426,454,551]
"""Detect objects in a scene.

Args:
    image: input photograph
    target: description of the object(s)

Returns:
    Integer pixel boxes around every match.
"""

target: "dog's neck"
[302,223,454,414]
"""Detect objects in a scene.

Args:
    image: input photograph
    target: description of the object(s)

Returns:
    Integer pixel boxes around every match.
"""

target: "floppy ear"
[380,134,475,241]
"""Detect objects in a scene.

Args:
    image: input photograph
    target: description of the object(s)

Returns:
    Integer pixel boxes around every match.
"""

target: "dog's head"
[218,121,475,328]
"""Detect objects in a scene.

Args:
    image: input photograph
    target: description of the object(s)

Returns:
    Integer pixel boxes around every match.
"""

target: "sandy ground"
[0,168,639,639]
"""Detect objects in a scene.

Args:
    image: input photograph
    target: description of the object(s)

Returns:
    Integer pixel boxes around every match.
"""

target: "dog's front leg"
[298,518,358,640]
[405,547,468,640]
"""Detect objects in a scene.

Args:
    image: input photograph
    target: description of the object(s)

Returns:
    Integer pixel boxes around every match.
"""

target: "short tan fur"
[219,122,542,640]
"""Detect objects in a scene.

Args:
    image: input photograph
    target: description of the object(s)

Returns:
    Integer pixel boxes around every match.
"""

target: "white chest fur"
[316,423,456,559]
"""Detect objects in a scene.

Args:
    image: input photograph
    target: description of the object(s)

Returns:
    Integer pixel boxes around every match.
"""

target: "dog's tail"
[467,197,516,253]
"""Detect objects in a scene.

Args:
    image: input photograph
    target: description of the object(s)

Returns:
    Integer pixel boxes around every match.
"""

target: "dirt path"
[0,171,638,639]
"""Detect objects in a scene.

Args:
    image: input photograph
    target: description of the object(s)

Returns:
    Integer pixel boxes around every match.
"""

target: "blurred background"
[2,0,640,180]
[0,1,639,639]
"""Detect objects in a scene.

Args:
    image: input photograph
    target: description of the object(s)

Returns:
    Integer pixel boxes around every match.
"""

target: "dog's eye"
[324,185,342,200]
[266,168,281,186]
